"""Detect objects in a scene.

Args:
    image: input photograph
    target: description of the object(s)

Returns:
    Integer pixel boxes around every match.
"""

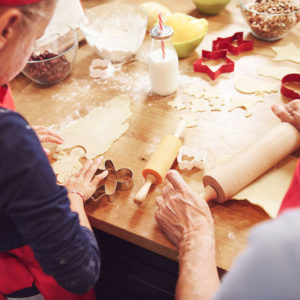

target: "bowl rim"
[239,0,300,16]
[79,3,148,37]
[26,23,78,64]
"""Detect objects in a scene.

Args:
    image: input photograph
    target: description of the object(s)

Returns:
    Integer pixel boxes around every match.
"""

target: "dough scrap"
[229,95,264,117]
[168,97,186,111]
[52,147,85,184]
[188,98,206,112]
[60,94,131,159]
[272,43,300,64]
[233,156,297,218]
[180,114,198,128]
[257,66,299,80]
[234,77,278,94]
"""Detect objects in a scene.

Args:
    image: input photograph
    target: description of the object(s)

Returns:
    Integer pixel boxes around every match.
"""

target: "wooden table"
[11,0,300,271]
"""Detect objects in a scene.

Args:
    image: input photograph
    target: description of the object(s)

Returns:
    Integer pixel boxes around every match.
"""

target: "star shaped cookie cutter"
[281,73,300,100]
[212,32,254,55]
[90,160,133,203]
[194,49,235,80]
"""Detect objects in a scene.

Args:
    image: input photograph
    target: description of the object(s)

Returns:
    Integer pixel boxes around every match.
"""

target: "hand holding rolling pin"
[134,121,186,205]
[272,100,300,133]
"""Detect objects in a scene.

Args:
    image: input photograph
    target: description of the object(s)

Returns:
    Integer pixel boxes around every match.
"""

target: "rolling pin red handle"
[134,175,156,205]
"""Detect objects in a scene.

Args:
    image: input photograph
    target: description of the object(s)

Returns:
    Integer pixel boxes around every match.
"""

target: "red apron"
[0,86,96,300]
[278,159,300,215]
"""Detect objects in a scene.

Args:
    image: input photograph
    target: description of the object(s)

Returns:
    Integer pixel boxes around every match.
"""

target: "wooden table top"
[11,0,300,271]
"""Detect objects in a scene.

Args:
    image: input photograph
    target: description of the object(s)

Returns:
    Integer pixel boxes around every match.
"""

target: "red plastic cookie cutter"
[281,73,300,100]
[212,32,254,55]
[193,49,235,80]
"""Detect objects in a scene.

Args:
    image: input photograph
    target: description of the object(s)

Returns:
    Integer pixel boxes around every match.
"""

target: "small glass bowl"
[239,0,300,41]
[80,3,147,63]
[23,23,78,85]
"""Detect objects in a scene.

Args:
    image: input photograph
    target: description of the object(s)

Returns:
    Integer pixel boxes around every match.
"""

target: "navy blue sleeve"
[0,110,100,294]
[213,208,300,300]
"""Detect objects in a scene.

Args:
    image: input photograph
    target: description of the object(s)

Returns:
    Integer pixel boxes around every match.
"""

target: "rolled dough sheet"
[234,77,277,94]
[257,66,299,80]
[233,156,297,218]
[60,94,131,159]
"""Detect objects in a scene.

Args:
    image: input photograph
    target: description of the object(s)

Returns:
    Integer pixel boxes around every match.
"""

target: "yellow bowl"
[173,28,207,58]
[192,0,231,15]
[163,13,208,58]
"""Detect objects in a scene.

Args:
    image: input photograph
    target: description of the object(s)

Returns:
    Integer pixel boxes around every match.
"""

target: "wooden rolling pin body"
[203,122,300,203]
[134,121,185,205]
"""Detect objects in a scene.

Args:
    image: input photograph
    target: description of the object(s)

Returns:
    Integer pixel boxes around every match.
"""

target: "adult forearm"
[176,232,220,300]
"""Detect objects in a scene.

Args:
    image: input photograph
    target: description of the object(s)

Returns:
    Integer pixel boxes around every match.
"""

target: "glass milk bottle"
[149,25,179,96]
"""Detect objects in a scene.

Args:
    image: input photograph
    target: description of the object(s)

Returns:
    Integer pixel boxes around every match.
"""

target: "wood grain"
[11,0,300,271]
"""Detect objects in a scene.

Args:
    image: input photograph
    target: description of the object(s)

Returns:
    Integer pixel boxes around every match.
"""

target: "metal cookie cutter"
[90,160,133,203]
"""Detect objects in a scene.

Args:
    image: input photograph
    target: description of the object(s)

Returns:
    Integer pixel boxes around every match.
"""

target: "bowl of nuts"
[239,0,300,41]
[23,23,78,85]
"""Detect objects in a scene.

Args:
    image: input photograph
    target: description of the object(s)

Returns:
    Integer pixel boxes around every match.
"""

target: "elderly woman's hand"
[272,100,300,132]
[155,170,214,249]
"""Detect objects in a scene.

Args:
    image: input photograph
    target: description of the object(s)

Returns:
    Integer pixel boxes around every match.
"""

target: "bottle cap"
[150,25,173,40]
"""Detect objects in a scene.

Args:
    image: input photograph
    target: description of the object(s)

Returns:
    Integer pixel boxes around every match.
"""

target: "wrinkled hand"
[65,158,108,201]
[155,170,214,249]
[272,100,300,132]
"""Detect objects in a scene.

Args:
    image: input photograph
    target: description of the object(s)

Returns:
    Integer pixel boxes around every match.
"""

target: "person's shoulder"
[250,208,300,249]
[0,108,28,131]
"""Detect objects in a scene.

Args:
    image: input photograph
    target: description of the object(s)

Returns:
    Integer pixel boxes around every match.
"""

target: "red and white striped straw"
[158,13,165,59]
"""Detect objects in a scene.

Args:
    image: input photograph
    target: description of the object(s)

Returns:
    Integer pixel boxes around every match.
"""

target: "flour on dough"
[234,77,277,94]
[183,86,205,99]
[272,43,300,64]
[229,95,264,117]
[52,147,85,183]
[60,94,131,159]
[257,66,299,80]
[233,156,297,218]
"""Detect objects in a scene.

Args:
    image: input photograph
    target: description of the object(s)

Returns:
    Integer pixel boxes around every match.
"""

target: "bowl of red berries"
[23,23,78,85]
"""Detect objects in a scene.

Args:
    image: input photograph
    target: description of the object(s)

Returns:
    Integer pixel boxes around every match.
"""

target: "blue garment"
[0,109,100,294]
[213,208,300,300]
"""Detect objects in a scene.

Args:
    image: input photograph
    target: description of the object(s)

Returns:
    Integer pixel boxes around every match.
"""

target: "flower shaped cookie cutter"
[212,32,254,55]
[177,146,207,171]
[90,160,133,203]
[281,73,300,100]
[194,49,235,80]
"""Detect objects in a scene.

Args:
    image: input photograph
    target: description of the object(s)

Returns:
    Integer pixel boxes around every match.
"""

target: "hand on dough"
[272,100,300,132]
[155,170,214,249]
[65,158,108,201]
[33,126,64,156]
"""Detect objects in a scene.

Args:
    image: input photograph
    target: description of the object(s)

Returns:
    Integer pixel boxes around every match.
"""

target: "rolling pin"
[202,122,300,203]
[134,121,186,205]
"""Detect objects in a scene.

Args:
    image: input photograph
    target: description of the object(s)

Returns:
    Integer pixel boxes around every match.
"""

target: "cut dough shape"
[234,77,278,94]
[208,97,224,111]
[229,95,264,117]
[233,156,297,218]
[52,147,85,183]
[257,66,299,80]
[60,94,131,159]
[272,43,300,64]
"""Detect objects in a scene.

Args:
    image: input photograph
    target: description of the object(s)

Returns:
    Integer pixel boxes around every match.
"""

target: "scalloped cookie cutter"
[90,160,133,203]
[177,146,207,171]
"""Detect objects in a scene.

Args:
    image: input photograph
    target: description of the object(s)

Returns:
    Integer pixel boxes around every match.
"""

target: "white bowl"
[80,3,147,63]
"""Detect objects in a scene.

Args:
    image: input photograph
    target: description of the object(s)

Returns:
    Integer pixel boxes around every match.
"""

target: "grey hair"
[19,0,57,26]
